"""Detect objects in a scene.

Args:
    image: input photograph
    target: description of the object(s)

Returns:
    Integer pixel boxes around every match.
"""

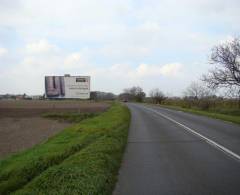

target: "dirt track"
[0,100,109,159]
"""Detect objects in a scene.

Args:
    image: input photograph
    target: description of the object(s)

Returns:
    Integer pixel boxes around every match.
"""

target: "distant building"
[15,95,25,100]
[31,95,43,100]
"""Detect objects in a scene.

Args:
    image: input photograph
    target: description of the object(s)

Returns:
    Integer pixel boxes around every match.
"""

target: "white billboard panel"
[45,76,90,99]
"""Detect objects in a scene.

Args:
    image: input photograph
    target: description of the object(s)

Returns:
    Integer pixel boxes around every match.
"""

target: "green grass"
[208,108,240,116]
[0,103,130,195]
[42,112,98,123]
[158,104,240,125]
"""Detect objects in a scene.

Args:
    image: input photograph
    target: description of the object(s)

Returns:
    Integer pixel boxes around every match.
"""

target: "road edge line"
[144,106,240,162]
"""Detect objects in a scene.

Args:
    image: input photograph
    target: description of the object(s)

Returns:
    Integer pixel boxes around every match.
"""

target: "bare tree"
[202,37,240,106]
[149,88,165,104]
[184,82,212,99]
[123,86,146,102]
[184,81,216,110]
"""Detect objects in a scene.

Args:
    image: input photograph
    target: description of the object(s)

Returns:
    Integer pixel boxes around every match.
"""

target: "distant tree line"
[89,37,240,114]
[90,91,116,101]
[118,86,146,102]
[117,37,240,114]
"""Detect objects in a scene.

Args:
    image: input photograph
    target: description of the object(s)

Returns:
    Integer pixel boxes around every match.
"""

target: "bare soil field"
[0,100,109,117]
[0,100,110,159]
[0,117,71,159]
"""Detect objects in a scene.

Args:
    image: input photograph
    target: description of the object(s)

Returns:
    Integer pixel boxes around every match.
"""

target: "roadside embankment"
[0,103,130,195]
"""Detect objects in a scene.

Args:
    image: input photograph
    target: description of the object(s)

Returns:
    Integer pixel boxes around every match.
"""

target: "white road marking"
[143,106,240,162]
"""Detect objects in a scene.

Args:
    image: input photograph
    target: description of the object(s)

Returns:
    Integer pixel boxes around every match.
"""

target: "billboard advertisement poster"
[45,76,90,99]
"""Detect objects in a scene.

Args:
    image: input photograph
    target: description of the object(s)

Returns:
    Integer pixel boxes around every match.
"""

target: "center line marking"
[143,106,240,162]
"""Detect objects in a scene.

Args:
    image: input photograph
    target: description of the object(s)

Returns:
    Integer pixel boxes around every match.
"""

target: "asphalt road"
[113,103,240,195]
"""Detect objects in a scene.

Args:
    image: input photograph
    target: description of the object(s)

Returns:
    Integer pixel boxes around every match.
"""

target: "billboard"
[45,75,90,99]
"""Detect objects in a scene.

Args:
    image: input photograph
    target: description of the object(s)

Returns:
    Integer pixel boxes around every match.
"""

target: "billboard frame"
[45,75,90,99]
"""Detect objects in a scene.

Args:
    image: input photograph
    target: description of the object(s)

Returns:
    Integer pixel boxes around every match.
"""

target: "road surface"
[113,103,240,195]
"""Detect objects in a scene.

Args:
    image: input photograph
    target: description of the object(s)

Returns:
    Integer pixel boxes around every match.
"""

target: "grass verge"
[0,103,130,195]
[42,112,98,123]
[158,104,240,125]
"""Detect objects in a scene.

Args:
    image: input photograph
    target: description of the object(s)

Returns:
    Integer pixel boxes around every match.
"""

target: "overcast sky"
[0,0,239,96]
